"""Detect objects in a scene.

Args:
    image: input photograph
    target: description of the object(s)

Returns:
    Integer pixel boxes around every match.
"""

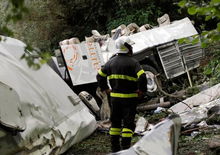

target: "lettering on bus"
[86,42,101,71]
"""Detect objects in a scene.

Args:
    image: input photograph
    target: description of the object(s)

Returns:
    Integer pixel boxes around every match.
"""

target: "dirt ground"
[178,128,220,155]
[64,112,220,155]
[64,128,220,155]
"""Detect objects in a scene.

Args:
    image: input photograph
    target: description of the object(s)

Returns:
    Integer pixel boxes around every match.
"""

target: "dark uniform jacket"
[97,54,147,98]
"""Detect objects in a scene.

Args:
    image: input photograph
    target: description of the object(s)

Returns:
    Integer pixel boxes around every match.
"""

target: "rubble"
[208,135,220,149]
[134,116,148,135]
[96,87,111,121]
[170,83,220,114]
[110,83,220,154]
[78,91,100,117]
[157,13,170,26]
[111,114,181,155]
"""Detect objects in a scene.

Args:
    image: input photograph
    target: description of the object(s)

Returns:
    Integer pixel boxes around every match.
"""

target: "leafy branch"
[0,0,51,70]
[178,0,220,47]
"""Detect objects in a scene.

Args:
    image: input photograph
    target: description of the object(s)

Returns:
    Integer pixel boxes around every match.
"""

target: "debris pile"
[76,82,220,155]
[59,13,171,47]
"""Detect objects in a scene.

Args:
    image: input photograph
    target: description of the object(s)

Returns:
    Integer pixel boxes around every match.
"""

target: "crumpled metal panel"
[170,83,220,114]
[157,41,185,79]
[0,82,25,131]
[102,18,198,63]
[170,83,220,126]
[0,36,97,154]
[60,42,104,86]
[111,114,181,155]
[178,99,220,126]
[129,17,198,54]
[156,40,203,79]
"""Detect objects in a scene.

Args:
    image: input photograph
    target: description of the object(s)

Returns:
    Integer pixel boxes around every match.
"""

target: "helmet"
[115,36,133,54]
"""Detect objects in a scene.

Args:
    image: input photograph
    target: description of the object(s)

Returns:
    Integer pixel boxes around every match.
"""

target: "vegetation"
[203,46,220,85]
[106,2,162,33]
[1,0,183,51]
[1,0,219,51]
[179,0,220,46]
[0,1,220,154]
[64,115,220,155]
[0,0,28,37]
[0,0,182,69]
[178,0,220,84]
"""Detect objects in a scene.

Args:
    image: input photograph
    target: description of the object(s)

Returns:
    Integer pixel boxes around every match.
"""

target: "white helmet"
[115,36,133,54]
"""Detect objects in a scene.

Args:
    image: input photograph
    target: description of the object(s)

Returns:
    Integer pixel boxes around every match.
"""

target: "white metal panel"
[102,18,198,63]
[157,42,185,79]
[112,115,181,155]
[129,17,198,54]
[170,83,220,114]
[0,82,25,131]
[61,42,104,85]
[0,36,96,154]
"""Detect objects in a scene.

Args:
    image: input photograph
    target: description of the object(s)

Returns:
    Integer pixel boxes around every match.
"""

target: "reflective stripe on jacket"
[97,54,147,98]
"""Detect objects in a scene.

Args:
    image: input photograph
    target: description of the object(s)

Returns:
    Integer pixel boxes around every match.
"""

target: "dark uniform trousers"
[96,54,147,152]
[109,97,138,152]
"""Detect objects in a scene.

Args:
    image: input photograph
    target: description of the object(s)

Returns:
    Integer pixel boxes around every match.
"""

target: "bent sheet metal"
[111,114,181,155]
[0,36,96,155]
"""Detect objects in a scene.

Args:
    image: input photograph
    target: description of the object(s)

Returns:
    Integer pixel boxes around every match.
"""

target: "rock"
[209,135,220,149]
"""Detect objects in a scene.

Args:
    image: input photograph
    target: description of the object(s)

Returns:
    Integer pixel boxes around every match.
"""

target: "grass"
[64,116,220,155]
[178,129,220,155]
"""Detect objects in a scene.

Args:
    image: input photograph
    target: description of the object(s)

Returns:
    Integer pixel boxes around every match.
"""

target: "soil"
[178,128,220,155]
[64,114,220,155]
[64,128,220,155]
[64,79,220,155]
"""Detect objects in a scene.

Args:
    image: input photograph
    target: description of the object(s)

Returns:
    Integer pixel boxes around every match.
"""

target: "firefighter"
[96,36,147,152]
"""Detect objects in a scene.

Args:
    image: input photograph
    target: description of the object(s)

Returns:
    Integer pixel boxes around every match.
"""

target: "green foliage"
[21,46,52,70]
[6,0,29,23]
[179,0,220,85]
[186,86,200,97]
[0,0,62,69]
[203,48,220,84]
[178,35,200,45]
[178,0,220,47]
[107,2,162,33]
[147,112,168,124]
[0,0,28,36]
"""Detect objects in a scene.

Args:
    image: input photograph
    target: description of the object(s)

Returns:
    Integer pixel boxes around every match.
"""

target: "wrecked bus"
[0,36,97,154]
[53,17,204,98]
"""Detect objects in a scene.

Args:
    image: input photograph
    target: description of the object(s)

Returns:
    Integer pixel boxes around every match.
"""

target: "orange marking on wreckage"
[65,45,79,71]
[91,57,97,61]
[90,52,96,55]
[67,66,73,71]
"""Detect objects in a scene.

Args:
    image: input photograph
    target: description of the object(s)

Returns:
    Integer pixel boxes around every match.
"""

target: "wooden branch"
[137,102,170,112]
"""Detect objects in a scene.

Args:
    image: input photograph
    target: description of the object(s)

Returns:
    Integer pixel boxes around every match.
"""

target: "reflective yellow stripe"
[121,133,133,137]
[122,128,133,133]
[111,128,121,132]
[137,69,145,78]
[109,128,121,136]
[109,131,121,135]
[98,69,107,77]
[120,45,127,51]
[110,92,138,98]
[108,74,137,81]
[121,128,133,138]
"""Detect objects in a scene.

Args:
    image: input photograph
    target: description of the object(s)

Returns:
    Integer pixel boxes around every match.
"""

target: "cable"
[154,74,186,99]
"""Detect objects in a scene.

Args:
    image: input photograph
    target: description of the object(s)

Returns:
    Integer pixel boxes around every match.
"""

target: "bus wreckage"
[0,15,203,155]
[0,36,181,155]
[54,16,204,97]
[0,36,96,154]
